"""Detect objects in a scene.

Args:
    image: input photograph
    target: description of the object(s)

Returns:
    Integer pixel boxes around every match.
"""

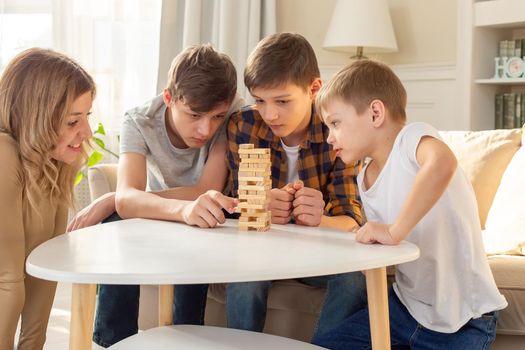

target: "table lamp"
[323,0,398,59]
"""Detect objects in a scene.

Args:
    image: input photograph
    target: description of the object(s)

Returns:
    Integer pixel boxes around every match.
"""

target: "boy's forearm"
[320,215,359,232]
[115,188,188,222]
[154,186,207,201]
[390,161,455,241]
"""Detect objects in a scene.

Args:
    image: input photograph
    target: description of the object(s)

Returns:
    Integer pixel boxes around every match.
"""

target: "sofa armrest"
[88,164,118,202]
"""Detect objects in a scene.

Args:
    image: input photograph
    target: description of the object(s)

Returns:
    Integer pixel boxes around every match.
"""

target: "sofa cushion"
[439,129,522,228]
[488,256,525,335]
[483,145,525,255]
[88,164,118,200]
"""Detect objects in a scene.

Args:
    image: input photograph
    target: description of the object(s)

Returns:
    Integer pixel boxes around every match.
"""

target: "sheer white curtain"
[52,0,162,134]
[1,0,162,209]
[0,0,162,134]
[156,0,276,99]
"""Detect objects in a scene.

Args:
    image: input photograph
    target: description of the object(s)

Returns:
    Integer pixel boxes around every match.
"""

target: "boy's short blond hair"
[316,59,407,122]
[166,44,237,113]
[244,32,320,91]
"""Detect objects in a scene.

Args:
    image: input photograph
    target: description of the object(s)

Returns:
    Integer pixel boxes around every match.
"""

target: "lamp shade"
[323,0,398,54]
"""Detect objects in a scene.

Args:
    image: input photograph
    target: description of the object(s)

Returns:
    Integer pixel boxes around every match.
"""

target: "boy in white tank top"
[313,60,507,349]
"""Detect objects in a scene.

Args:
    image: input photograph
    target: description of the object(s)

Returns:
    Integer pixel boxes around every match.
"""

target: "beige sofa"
[88,127,525,344]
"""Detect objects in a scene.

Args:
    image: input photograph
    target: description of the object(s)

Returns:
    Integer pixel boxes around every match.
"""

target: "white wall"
[276,0,457,66]
[276,0,461,130]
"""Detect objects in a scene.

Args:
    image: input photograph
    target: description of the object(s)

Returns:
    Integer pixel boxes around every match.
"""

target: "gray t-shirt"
[120,94,242,192]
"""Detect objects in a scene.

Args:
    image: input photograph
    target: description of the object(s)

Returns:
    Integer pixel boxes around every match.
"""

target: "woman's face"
[50,91,93,164]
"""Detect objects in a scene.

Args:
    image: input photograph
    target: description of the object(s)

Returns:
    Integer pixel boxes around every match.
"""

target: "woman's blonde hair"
[0,48,96,211]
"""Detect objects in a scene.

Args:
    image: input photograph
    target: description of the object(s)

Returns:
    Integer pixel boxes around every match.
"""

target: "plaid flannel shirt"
[226,105,363,224]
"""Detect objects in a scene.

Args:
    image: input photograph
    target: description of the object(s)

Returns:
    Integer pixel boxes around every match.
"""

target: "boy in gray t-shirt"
[70,45,241,347]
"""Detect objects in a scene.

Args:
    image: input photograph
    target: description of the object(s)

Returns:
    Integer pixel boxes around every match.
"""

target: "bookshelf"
[475,78,525,85]
[457,0,525,130]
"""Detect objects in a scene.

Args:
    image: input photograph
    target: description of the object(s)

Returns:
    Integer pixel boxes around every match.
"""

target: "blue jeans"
[312,287,499,350]
[226,272,367,340]
[92,212,209,348]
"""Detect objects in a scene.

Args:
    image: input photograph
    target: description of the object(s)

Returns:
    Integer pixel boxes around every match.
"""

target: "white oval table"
[26,218,419,350]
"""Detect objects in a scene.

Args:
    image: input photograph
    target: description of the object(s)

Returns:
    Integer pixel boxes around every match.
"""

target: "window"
[0,0,162,136]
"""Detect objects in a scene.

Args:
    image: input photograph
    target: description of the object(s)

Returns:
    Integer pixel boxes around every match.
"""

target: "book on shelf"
[515,39,523,58]
[498,39,525,58]
[499,40,508,58]
[496,93,525,129]
[516,94,522,128]
[508,40,516,58]
[521,94,525,128]
[495,94,503,129]
[504,93,515,129]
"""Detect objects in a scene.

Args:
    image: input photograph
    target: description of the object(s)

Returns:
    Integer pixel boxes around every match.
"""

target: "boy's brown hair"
[244,32,320,91]
[317,59,407,122]
[166,44,237,113]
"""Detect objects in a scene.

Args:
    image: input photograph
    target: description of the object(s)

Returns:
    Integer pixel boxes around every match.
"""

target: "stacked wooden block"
[237,144,271,231]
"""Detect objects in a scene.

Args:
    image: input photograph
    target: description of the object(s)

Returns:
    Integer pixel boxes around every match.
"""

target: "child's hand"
[355,222,400,245]
[269,186,295,224]
[292,186,324,227]
[182,190,238,228]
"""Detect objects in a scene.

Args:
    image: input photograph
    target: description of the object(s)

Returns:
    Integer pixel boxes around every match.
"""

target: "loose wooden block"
[240,158,272,164]
[238,184,271,191]
[239,164,271,172]
[238,180,271,186]
[239,144,254,149]
[246,199,269,205]
[238,148,270,155]
[238,213,271,222]
[240,225,271,232]
[239,154,271,160]
[237,202,268,210]
[238,171,256,177]
[237,176,268,182]
[238,221,271,228]
[239,153,259,159]
[239,211,270,219]
[239,153,270,159]
[238,210,269,217]
[238,194,267,200]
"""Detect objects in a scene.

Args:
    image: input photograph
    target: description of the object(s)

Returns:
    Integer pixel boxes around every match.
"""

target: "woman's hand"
[67,192,116,232]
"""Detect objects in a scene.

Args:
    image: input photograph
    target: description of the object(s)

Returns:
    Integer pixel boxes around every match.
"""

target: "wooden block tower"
[237,144,271,231]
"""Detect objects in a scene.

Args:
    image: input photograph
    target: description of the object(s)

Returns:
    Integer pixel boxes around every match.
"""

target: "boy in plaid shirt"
[225,32,366,341]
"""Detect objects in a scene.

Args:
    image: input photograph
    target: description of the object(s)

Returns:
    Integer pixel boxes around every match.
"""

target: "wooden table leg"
[70,283,96,350]
[158,285,174,326]
[365,267,390,350]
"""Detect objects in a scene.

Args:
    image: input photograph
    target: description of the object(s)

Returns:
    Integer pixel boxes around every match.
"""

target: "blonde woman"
[0,48,96,349]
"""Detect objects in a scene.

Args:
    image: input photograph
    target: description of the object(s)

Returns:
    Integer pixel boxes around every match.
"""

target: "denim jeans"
[226,272,367,341]
[312,286,499,350]
[92,212,209,348]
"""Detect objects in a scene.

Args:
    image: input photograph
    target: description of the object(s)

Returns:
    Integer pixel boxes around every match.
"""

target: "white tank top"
[357,122,507,333]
